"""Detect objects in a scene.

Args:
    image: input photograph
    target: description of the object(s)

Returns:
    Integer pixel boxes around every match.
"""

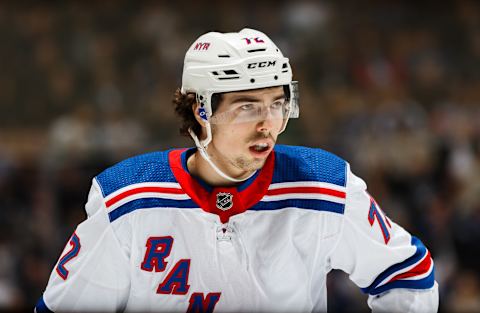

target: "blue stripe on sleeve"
[361,236,434,295]
[251,199,345,214]
[35,296,54,313]
[108,198,199,222]
[366,266,435,295]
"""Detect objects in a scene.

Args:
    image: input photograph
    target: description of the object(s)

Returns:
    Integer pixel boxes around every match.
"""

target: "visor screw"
[274,75,278,80]
[250,78,255,83]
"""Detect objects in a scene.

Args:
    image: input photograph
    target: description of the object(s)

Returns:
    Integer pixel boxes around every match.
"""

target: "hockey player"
[35,28,439,312]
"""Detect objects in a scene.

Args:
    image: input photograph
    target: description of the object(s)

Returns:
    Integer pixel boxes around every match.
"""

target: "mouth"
[248,141,273,157]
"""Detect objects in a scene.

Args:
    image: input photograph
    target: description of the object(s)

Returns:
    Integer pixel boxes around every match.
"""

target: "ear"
[192,102,208,128]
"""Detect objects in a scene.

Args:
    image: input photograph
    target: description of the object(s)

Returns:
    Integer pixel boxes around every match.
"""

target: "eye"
[271,100,285,110]
[239,103,255,111]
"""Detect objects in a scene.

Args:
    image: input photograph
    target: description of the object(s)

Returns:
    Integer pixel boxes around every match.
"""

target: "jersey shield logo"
[216,192,233,211]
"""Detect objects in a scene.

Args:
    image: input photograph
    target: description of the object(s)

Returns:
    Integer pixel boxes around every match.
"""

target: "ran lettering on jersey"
[141,236,221,312]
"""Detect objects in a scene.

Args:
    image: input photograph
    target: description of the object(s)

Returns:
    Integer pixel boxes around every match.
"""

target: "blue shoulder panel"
[272,145,347,187]
[95,149,177,198]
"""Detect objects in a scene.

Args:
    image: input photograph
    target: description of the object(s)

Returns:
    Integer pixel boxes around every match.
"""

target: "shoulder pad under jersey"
[272,145,347,187]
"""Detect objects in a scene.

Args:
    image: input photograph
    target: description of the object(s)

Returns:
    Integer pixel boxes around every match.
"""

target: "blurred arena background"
[0,1,479,312]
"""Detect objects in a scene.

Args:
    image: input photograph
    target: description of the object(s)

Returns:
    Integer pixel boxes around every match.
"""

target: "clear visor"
[208,81,299,125]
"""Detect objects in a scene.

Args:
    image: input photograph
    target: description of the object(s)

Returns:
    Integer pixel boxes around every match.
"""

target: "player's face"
[207,86,285,177]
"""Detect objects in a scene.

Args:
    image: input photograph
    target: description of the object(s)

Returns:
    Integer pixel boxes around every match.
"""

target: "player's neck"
[187,151,252,187]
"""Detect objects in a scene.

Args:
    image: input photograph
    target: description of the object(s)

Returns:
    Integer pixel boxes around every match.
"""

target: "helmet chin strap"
[188,124,256,183]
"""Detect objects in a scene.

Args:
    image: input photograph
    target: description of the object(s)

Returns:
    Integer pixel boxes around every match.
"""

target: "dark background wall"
[0,1,479,312]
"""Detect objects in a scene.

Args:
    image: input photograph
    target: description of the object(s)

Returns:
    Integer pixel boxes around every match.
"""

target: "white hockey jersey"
[36,145,438,312]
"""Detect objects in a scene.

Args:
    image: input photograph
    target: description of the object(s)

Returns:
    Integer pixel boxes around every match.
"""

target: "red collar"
[168,149,274,223]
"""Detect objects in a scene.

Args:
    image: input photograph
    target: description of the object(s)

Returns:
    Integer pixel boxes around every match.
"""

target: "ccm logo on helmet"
[247,61,276,69]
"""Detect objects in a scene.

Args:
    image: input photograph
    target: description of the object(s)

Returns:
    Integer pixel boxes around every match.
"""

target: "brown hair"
[173,88,199,137]
[173,88,222,138]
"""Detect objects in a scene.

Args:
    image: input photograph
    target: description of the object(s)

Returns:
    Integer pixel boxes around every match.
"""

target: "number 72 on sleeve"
[56,232,81,280]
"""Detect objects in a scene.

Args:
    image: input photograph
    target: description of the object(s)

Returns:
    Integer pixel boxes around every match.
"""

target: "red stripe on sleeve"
[106,186,185,208]
[267,187,346,199]
[388,251,432,282]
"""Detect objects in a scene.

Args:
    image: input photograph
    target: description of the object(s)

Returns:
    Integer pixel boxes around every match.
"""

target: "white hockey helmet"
[181,28,299,182]
[181,28,299,126]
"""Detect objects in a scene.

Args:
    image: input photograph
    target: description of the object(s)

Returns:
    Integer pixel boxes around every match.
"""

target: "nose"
[256,113,274,133]
[256,104,279,132]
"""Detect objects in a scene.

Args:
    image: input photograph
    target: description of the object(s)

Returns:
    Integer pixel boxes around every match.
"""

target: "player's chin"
[249,157,269,171]
[236,157,264,173]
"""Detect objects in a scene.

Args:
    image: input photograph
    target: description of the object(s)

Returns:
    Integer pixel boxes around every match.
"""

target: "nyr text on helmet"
[193,42,210,51]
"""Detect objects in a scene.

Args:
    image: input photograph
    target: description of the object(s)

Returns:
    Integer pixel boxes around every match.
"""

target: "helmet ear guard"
[195,96,209,122]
